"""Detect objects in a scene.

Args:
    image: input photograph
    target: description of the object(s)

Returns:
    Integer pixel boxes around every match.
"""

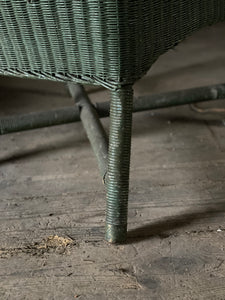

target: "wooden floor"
[1,23,225,300]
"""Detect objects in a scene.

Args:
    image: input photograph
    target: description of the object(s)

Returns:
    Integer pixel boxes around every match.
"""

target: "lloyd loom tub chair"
[0,1,225,243]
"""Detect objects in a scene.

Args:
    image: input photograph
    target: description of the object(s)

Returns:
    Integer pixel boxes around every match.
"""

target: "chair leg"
[105,86,133,243]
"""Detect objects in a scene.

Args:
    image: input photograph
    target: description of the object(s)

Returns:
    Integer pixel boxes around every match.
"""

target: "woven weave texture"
[0,0,225,89]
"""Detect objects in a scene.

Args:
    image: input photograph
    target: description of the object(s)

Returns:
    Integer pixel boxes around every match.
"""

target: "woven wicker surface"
[0,1,225,89]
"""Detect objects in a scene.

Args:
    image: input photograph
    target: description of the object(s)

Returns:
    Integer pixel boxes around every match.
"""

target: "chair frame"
[1,82,225,243]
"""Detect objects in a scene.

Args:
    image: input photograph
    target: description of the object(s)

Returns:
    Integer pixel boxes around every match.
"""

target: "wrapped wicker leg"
[106,86,133,243]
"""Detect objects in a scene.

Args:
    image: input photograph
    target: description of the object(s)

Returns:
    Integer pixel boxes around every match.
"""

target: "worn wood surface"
[0,23,225,300]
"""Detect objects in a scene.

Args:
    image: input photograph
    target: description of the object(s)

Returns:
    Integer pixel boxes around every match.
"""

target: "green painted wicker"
[0,0,225,242]
[0,1,224,89]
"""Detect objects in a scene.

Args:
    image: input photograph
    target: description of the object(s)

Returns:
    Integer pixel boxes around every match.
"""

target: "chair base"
[1,82,225,243]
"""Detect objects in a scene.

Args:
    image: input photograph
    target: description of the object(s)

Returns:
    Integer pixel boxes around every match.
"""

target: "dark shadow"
[0,134,89,165]
[127,202,225,244]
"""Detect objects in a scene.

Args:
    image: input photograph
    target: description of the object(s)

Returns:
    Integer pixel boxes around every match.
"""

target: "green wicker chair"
[0,1,225,243]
